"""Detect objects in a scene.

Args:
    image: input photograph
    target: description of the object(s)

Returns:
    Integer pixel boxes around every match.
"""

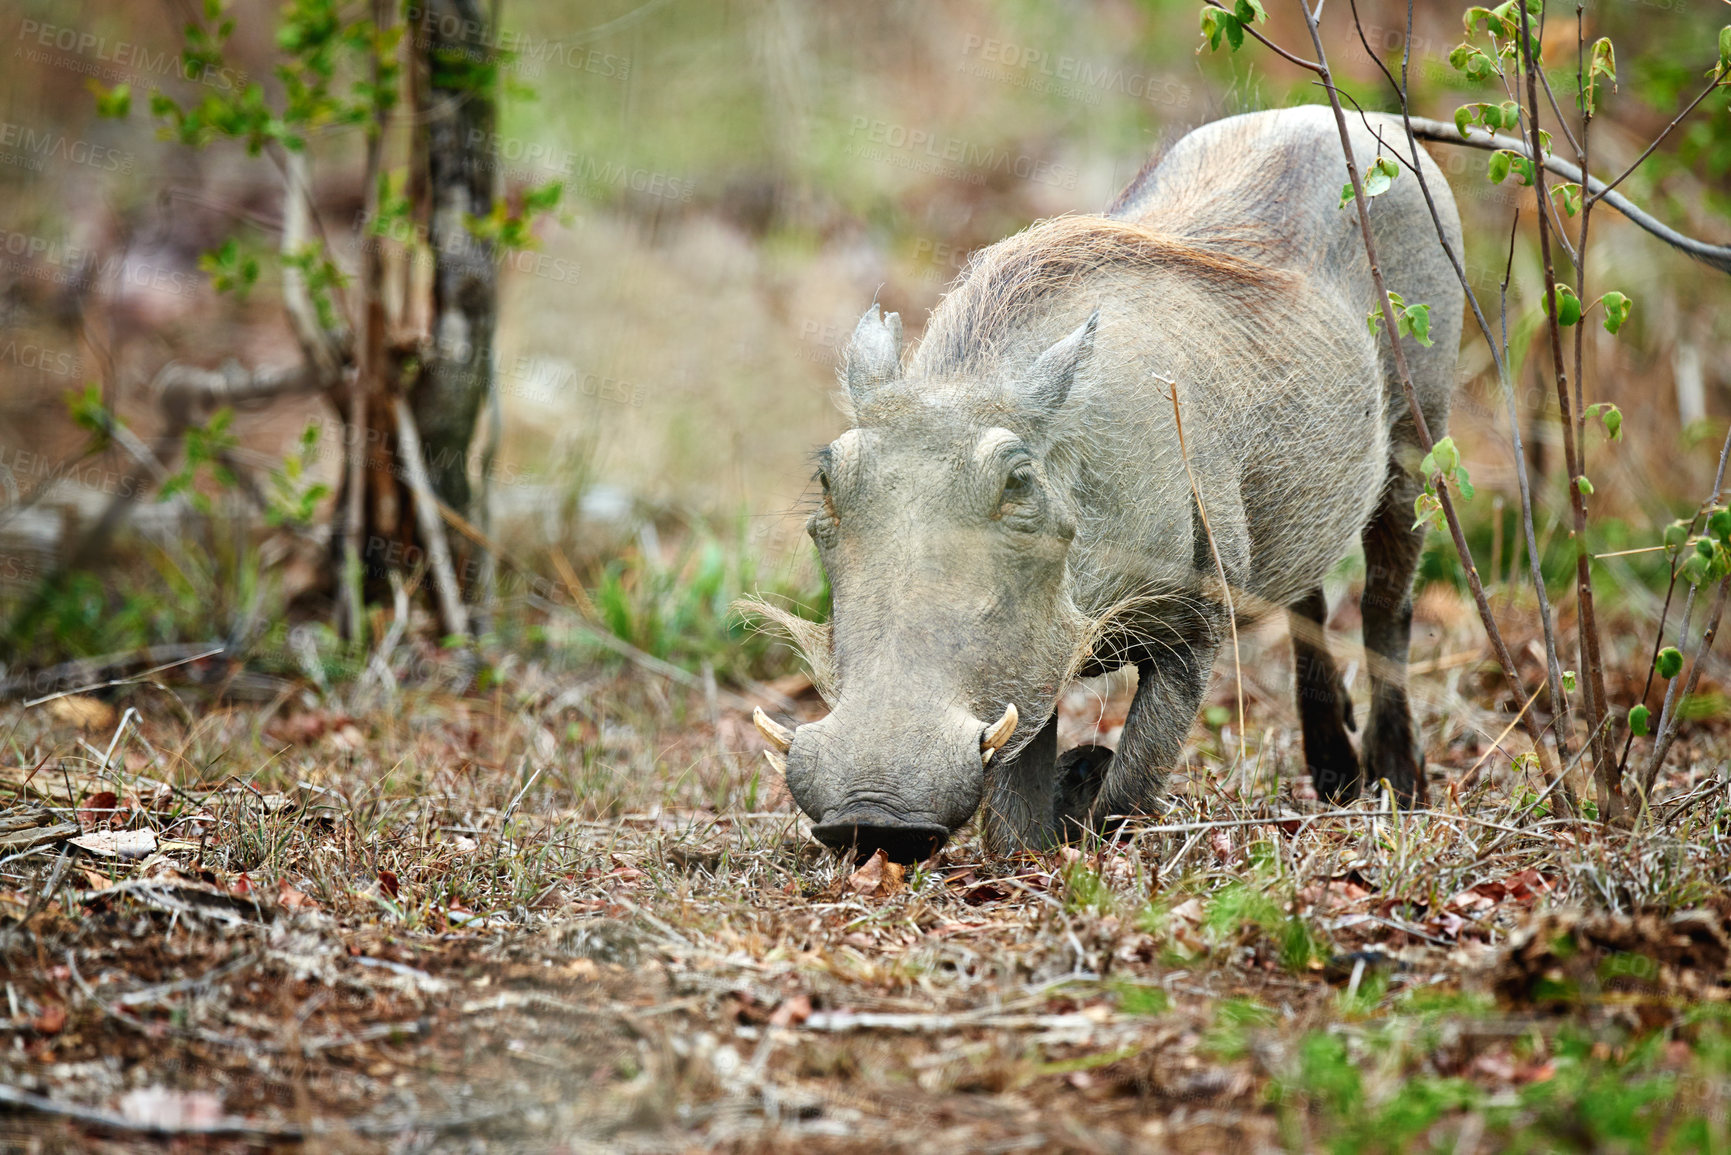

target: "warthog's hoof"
[1053,744,1114,840]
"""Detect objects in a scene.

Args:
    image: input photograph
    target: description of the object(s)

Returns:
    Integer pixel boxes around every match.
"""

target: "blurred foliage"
[1277,1012,1731,1153]
[580,517,829,685]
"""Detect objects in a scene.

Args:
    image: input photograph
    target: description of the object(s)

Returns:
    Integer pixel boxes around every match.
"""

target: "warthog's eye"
[810,468,840,543]
[999,464,1036,514]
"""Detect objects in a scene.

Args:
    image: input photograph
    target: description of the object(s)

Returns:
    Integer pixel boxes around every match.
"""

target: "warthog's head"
[759,305,1099,863]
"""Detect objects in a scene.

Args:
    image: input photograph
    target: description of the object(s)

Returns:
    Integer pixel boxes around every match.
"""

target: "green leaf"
[1562,669,1576,692]
[1497,100,1519,130]
[1601,290,1632,335]
[89,81,132,119]
[522,181,564,213]
[1552,283,1581,326]
[1400,301,1434,347]
[1455,105,1476,136]
[1412,490,1444,532]
[1551,182,1582,217]
[1576,474,1594,496]
[1665,520,1691,552]
[1719,26,1731,78]
[1584,38,1616,114]
[1234,0,1267,22]
[1455,466,1475,501]
[1656,647,1684,679]
[1487,150,1511,184]
[1589,37,1616,83]
[1199,8,1226,51]
[1583,402,1622,441]
[1362,156,1399,199]
[1425,436,1461,476]
[1709,509,1731,542]
[1628,704,1650,737]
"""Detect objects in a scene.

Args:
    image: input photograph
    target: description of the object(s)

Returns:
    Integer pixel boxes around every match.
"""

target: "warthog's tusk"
[763,749,787,775]
[753,707,795,752]
[980,703,1018,765]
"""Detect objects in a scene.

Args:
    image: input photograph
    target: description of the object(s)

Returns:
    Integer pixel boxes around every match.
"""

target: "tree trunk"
[413,0,498,526]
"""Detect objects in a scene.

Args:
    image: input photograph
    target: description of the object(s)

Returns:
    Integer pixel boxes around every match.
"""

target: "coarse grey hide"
[762,106,1464,863]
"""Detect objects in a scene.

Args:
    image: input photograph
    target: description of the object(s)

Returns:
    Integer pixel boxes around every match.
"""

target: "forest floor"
[2,592,1730,1154]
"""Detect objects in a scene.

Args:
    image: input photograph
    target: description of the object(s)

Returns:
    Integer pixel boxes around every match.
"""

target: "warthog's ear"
[842,304,903,406]
[1023,310,1099,413]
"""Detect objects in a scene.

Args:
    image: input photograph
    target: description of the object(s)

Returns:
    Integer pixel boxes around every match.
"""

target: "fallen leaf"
[277,881,317,910]
[230,873,252,896]
[1448,868,1555,912]
[32,1003,65,1034]
[78,791,119,830]
[69,829,157,859]
[377,869,399,899]
[1211,828,1235,863]
[769,994,812,1028]
[47,695,115,731]
[1169,898,1205,926]
[846,849,905,898]
[120,1087,224,1129]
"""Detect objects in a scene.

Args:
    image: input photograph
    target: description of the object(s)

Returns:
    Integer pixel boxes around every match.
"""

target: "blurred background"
[0,0,1727,708]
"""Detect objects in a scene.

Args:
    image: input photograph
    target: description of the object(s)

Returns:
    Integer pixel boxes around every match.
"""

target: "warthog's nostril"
[812,820,949,865]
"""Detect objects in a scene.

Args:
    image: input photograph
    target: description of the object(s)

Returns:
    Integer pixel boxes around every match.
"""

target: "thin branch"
[1638,421,1731,797]
[1590,74,1724,206]
[1640,576,1729,800]
[1518,0,1615,818]
[1203,0,1323,72]
[1568,4,1615,817]
[1300,2,1568,805]
[391,397,469,641]
[1402,117,1731,276]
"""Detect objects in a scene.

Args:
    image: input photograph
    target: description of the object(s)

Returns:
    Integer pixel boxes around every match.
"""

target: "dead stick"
[391,398,468,641]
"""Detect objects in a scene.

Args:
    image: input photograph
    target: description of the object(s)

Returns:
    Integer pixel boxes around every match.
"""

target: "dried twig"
[391,397,469,641]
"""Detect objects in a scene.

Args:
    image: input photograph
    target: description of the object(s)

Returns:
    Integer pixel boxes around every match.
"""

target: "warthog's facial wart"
[774,305,1096,863]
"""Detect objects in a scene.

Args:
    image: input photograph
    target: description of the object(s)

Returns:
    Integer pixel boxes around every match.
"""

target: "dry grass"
[2,591,1729,1152]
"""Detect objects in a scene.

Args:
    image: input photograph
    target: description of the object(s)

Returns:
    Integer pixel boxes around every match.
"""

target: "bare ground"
[2,596,1730,1153]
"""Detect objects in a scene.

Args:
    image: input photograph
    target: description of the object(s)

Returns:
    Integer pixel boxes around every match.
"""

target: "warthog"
[757,106,1465,863]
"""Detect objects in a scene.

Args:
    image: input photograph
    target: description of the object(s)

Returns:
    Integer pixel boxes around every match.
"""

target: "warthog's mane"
[915,214,1296,377]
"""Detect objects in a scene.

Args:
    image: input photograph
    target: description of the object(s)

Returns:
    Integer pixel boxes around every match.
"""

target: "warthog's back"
[911,107,1462,617]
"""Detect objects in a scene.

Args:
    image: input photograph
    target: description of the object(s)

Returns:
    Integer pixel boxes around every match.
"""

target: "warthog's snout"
[810,810,950,865]
[756,704,1018,864]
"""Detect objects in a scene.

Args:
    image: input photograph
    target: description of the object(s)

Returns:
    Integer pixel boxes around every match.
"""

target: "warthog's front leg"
[981,712,1060,854]
[1057,642,1217,836]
